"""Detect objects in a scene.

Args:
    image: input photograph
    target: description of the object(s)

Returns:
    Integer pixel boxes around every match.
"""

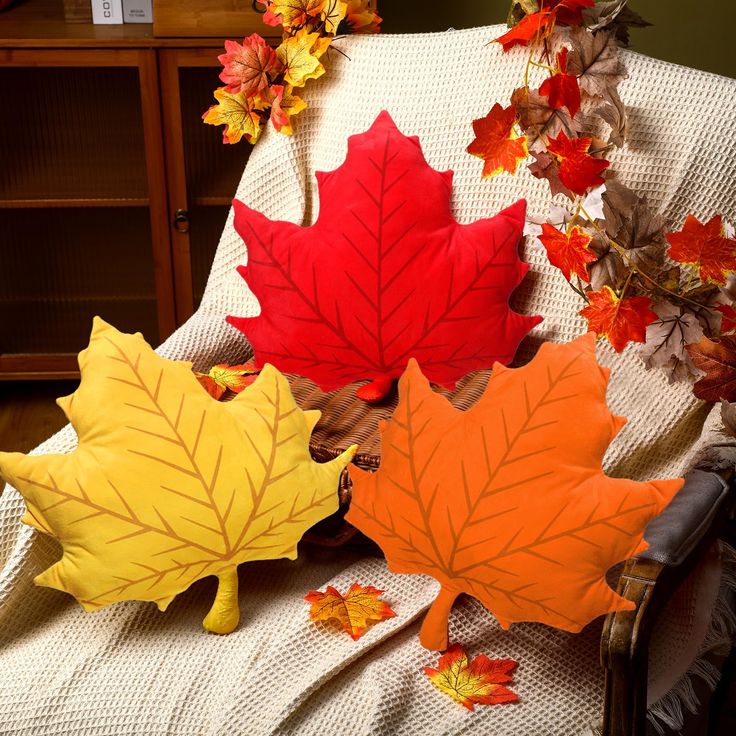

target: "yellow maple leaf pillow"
[0,318,355,634]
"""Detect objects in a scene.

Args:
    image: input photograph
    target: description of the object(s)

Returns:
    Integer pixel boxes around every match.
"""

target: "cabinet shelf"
[0,198,150,209]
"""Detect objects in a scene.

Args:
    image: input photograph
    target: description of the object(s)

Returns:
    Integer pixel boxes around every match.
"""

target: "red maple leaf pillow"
[228,111,541,401]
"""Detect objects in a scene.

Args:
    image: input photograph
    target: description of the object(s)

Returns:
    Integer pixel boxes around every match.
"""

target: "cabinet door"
[0,49,175,378]
[159,48,253,323]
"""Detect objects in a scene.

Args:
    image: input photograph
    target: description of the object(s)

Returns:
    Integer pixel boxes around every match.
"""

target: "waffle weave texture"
[1,24,735,736]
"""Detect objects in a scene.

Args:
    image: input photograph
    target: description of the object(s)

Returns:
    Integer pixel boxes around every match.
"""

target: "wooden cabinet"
[0,0,271,379]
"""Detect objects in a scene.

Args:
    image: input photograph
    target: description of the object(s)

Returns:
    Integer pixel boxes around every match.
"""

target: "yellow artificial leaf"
[0,319,356,634]
[269,0,325,30]
[202,87,267,144]
[304,583,396,639]
[322,0,347,34]
[276,29,326,88]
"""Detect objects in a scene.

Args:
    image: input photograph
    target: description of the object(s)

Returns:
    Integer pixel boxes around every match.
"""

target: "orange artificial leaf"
[218,35,281,97]
[467,103,528,178]
[539,47,581,117]
[304,583,396,639]
[346,337,682,650]
[202,87,267,144]
[424,644,519,711]
[494,9,554,52]
[538,223,596,281]
[717,304,736,334]
[546,130,609,195]
[267,84,307,135]
[665,214,736,285]
[345,0,382,33]
[579,286,658,352]
[195,363,260,400]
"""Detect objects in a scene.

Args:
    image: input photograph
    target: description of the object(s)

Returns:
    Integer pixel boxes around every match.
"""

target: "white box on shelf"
[122,0,152,23]
[91,0,123,24]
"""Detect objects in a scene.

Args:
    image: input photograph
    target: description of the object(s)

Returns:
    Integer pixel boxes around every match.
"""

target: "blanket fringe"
[647,541,736,735]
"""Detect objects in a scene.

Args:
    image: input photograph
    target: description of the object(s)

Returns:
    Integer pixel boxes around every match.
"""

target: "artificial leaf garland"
[346,334,682,650]
[304,583,396,639]
[0,319,356,634]
[424,644,519,711]
[470,2,736,392]
[228,111,541,403]
[204,0,381,143]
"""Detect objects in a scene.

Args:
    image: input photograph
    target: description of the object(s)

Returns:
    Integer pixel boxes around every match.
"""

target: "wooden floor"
[0,381,735,733]
[0,380,75,453]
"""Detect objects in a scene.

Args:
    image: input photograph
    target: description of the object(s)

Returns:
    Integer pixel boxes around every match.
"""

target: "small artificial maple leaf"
[539,47,581,117]
[228,111,541,402]
[424,644,519,711]
[466,103,529,178]
[276,29,327,88]
[218,35,281,97]
[717,304,736,334]
[538,223,596,281]
[613,198,666,273]
[266,0,325,30]
[666,214,736,286]
[579,286,658,352]
[345,0,382,33]
[640,302,704,384]
[267,84,307,135]
[546,130,609,196]
[494,9,554,52]
[304,583,396,639]
[195,362,260,400]
[346,336,682,649]
[511,86,598,150]
[566,27,627,100]
[687,335,736,402]
[548,0,595,26]
[202,87,266,144]
[0,319,356,633]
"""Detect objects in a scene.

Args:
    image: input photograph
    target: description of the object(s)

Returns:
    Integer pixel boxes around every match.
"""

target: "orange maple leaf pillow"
[346,333,683,650]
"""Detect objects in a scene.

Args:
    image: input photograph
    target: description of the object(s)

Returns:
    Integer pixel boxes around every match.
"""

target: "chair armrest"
[641,469,730,566]
[599,469,736,736]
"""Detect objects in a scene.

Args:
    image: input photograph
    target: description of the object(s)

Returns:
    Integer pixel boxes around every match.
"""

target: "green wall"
[379,1,735,79]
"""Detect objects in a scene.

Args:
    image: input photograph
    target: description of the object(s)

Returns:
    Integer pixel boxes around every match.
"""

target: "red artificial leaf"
[227,111,541,401]
[424,644,519,711]
[687,335,736,402]
[579,286,658,352]
[218,35,281,97]
[494,9,554,52]
[466,103,528,178]
[538,223,596,281]
[717,304,736,334]
[546,130,609,196]
[665,214,736,285]
[548,0,595,26]
[539,48,581,117]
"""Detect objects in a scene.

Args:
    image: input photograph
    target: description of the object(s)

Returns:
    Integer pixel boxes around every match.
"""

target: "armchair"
[1,23,735,736]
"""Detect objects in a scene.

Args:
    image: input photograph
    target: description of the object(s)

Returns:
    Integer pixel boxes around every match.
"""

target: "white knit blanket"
[1,24,735,736]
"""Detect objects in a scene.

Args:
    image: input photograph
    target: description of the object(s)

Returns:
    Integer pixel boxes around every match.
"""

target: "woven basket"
[288,370,492,545]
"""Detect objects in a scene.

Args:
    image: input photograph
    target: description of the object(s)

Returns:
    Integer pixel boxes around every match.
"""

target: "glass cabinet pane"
[0,67,148,200]
[188,205,231,308]
[0,207,159,353]
[179,66,251,201]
